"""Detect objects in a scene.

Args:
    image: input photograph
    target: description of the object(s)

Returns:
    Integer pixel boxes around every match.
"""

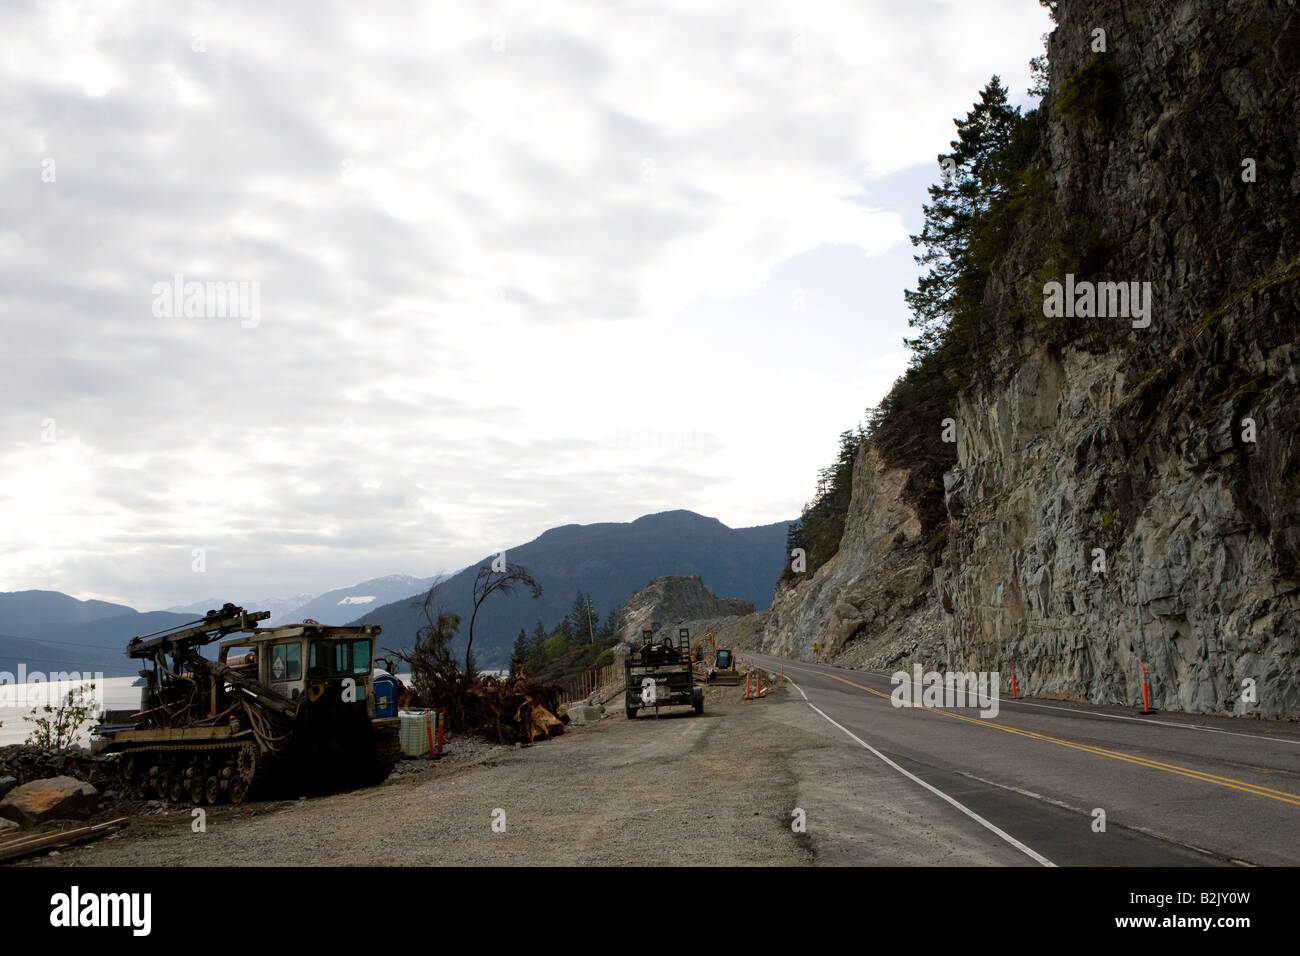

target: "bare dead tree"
[466,562,541,674]
[387,587,459,697]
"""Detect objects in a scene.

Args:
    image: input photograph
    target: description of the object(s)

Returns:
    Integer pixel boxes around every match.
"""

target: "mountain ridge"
[0,510,791,677]
[350,509,790,668]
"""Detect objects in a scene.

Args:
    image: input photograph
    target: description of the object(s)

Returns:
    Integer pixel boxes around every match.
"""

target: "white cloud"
[0,0,1051,608]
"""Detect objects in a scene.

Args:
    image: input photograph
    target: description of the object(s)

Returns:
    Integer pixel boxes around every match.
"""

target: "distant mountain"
[0,590,135,636]
[350,510,791,669]
[0,631,123,676]
[281,575,440,626]
[0,575,438,680]
[166,594,316,626]
[0,591,197,678]
[0,509,790,677]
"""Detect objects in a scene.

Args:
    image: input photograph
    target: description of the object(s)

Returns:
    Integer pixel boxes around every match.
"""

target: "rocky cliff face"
[759,443,946,671]
[760,0,1300,716]
[612,575,755,647]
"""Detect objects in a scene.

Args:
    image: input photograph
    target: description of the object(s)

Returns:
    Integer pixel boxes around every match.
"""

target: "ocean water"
[0,671,428,748]
[0,675,142,748]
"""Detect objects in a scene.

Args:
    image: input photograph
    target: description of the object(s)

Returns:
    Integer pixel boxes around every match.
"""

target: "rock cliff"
[612,575,755,647]
[757,0,1300,716]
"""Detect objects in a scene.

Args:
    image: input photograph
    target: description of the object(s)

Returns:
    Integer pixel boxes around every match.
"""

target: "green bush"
[24,684,98,752]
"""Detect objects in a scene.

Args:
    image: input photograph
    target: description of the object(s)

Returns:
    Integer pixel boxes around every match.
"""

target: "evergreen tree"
[904,76,1021,365]
[785,517,804,562]
[567,591,598,643]
[1029,42,1050,99]
[779,424,867,584]
[526,620,547,667]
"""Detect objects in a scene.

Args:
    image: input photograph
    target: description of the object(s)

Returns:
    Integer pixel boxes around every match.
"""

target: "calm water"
[0,675,142,748]
[0,671,422,748]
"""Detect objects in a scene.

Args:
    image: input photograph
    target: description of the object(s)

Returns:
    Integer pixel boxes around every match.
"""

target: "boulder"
[0,776,99,826]
[563,702,604,725]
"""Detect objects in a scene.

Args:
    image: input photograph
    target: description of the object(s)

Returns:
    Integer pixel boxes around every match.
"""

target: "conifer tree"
[904,76,1021,363]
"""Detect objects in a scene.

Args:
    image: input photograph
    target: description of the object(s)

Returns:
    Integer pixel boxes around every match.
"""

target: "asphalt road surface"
[745,651,1300,866]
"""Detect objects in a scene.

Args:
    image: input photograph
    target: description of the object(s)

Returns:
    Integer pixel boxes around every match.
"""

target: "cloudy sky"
[0,0,1050,610]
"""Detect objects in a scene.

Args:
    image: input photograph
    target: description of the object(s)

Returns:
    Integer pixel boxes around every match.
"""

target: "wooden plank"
[0,818,129,862]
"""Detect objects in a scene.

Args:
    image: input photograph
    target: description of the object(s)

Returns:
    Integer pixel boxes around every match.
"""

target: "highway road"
[744,651,1300,866]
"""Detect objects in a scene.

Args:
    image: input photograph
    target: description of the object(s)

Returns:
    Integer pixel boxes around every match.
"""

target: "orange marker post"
[1011,665,1017,700]
[1141,666,1154,714]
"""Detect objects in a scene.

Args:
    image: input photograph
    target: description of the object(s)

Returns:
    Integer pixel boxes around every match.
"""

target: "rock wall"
[760,0,1300,716]
[944,0,1300,716]
[758,443,946,671]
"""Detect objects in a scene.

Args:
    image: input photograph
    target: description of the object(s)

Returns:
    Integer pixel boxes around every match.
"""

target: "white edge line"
[786,676,1056,867]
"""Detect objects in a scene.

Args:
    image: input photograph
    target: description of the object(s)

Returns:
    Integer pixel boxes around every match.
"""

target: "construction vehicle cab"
[690,632,740,685]
[217,623,376,714]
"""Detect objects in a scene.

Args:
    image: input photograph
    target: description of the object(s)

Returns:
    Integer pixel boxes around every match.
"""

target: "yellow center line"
[771,660,1300,809]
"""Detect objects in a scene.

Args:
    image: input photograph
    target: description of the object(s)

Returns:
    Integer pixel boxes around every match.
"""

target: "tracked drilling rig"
[92,603,401,805]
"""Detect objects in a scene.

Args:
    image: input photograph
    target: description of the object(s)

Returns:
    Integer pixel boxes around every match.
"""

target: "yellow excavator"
[691,632,740,686]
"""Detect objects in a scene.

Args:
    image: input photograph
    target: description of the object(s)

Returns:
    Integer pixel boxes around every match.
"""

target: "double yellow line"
[784,662,1300,809]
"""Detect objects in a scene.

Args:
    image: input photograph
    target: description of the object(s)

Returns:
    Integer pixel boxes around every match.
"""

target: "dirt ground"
[18,679,817,867]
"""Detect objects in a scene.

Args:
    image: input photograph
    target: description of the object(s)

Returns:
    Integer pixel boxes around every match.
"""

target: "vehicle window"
[271,642,301,681]
[350,639,370,675]
[308,639,372,677]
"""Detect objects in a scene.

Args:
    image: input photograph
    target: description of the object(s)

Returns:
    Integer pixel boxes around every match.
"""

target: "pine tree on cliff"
[904,76,1021,365]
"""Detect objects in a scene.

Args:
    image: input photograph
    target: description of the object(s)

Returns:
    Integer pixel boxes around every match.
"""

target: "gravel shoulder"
[19,681,817,866]
[18,672,1051,866]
